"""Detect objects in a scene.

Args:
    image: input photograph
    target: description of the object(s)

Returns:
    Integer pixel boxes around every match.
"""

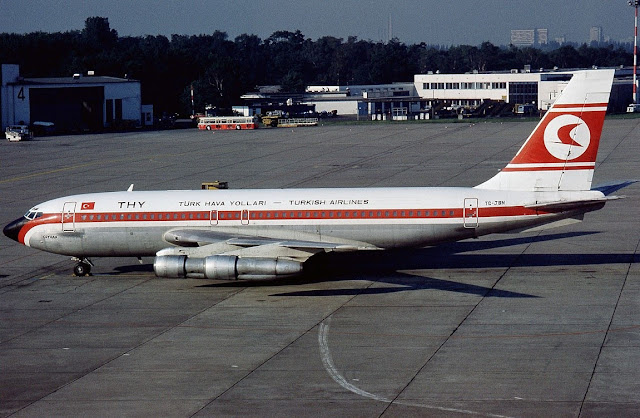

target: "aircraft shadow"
[201,231,637,298]
[106,231,636,298]
[270,271,538,298]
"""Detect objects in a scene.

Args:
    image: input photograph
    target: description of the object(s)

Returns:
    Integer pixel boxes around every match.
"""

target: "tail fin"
[476,69,614,192]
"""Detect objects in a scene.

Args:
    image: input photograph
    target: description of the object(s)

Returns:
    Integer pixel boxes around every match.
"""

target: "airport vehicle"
[627,103,640,113]
[5,125,32,141]
[197,116,258,130]
[4,70,633,279]
[275,117,318,127]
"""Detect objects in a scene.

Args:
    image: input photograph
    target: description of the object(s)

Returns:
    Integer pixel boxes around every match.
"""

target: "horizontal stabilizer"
[592,180,638,196]
[525,196,622,212]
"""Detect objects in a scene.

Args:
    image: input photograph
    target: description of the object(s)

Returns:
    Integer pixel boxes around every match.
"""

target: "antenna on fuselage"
[127,184,134,192]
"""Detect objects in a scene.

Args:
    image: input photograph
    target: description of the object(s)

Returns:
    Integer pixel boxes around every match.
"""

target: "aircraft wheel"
[74,262,91,276]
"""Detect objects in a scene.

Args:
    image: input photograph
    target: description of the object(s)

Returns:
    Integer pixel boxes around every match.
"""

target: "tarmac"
[1,117,639,417]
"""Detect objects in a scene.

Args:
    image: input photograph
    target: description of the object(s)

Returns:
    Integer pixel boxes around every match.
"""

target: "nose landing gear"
[72,257,93,276]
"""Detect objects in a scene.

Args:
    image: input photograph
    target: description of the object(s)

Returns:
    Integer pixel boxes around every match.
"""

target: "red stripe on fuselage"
[18,214,61,244]
[20,205,550,236]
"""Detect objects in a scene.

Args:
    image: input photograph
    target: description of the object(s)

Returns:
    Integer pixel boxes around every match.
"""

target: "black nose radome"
[3,218,26,243]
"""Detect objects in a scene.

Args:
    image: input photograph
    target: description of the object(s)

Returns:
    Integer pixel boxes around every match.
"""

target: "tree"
[82,17,117,50]
[1,19,634,116]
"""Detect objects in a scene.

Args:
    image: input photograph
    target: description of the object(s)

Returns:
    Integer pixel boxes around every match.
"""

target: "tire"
[74,263,91,276]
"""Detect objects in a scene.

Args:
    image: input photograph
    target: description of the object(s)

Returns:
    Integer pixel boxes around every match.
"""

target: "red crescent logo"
[543,115,591,161]
[556,123,581,146]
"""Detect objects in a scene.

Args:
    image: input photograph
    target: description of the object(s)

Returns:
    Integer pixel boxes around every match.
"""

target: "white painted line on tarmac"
[318,317,513,418]
[318,319,390,403]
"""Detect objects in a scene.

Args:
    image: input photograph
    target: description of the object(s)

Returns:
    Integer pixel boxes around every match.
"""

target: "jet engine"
[153,254,303,280]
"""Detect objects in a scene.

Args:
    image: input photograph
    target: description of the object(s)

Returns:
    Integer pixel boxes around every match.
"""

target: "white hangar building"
[1,64,151,132]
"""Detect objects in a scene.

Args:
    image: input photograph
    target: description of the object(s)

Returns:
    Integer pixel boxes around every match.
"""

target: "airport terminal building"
[1,64,151,132]
[246,67,633,119]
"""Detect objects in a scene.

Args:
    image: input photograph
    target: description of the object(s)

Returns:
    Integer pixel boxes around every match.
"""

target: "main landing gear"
[72,257,93,276]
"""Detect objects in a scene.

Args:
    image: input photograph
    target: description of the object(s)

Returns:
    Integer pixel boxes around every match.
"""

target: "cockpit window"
[24,210,43,220]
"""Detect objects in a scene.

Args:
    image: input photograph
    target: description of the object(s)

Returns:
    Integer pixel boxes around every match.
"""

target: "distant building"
[1,64,151,132]
[590,26,603,44]
[554,36,567,45]
[510,29,548,47]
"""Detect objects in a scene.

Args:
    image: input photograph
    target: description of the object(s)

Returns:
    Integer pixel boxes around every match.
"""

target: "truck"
[5,125,33,142]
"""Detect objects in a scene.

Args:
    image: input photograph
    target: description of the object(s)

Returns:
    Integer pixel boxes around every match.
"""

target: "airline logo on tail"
[509,103,607,169]
[543,114,590,160]
[475,70,614,191]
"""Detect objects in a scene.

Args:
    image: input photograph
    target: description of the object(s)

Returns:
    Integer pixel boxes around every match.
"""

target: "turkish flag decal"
[81,202,95,210]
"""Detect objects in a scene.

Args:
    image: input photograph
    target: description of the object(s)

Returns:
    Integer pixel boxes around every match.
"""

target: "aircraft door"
[241,210,249,225]
[210,210,218,225]
[463,198,478,228]
[62,202,76,232]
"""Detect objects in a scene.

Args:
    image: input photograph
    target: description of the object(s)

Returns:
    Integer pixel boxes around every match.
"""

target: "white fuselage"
[20,187,605,257]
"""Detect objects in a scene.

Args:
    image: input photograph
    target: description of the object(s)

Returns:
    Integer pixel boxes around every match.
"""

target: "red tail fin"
[476,70,614,191]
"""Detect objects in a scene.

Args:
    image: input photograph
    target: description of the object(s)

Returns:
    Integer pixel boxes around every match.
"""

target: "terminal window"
[509,82,538,104]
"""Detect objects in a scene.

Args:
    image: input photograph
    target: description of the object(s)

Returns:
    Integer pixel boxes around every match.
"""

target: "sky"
[0,0,636,46]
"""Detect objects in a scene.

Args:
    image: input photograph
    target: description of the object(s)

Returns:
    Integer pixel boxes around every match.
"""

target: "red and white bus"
[198,116,259,130]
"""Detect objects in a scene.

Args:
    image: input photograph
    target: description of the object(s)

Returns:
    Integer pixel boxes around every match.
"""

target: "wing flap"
[163,228,379,251]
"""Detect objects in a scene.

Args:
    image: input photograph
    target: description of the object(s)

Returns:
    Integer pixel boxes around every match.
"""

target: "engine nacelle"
[153,254,303,280]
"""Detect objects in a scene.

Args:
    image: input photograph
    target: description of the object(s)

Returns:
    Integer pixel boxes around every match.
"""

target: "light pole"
[629,0,639,105]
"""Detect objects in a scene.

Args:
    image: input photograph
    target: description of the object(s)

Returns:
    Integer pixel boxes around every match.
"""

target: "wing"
[159,228,379,262]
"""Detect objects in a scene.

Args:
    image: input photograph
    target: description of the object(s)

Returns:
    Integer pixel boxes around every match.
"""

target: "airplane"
[3,69,633,280]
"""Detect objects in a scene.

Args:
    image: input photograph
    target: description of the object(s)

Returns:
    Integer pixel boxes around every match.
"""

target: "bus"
[198,116,259,130]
